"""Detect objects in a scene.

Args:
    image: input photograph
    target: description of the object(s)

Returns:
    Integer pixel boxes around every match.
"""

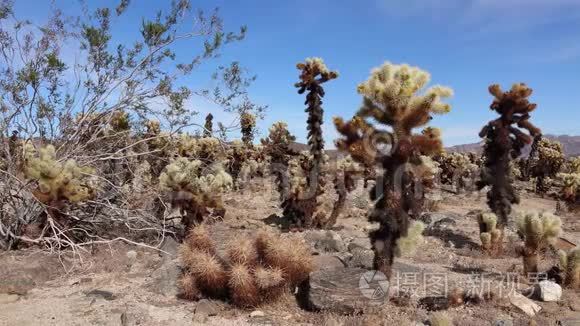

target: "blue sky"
[13,0,580,146]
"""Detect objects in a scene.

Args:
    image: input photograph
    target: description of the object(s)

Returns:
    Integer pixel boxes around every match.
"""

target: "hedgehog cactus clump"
[559,249,580,289]
[516,211,562,275]
[530,138,565,194]
[159,158,232,232]
[178,227,313,307]
[23,144,94,227]
[477,83,541,256]
[334,62,452,279]
[240,112,256,146]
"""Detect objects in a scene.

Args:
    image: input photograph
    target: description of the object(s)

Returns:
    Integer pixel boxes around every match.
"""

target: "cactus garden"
[0,1,579,325]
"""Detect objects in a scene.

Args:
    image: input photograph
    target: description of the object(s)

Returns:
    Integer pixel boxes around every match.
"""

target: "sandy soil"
[0,178,578,326]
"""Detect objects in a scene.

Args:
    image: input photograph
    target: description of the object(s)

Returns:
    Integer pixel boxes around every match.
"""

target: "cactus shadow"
[424,228,480,250]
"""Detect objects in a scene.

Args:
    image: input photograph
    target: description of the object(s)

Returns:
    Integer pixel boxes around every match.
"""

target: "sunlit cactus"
[557,157,580,212]
[176,134,199,158]
[395,220,425,257]
[516,211,562,275]
[178,228,313,307]
[477,83,541,256]
[559,249,580,289]
[529,138,565,194]
[429,312,454,326]
[159,158,232,231]
[22,144,94,231]
[240,112,256,146]
[334,61,452,279]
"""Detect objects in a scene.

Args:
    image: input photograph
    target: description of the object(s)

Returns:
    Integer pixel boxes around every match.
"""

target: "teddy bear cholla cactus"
[478,213,501,254]
[516,211,562,275]
[559,249,580,289]
[23,144,94,228]
[178,226,313,307]
[334,62,452,279]
[477,83,541,256]
[240,112,256,146]
[276,57,338,228]
[557,157,580,212]
[261,122,298,202]
[529,138,565,194]
[435,151,478,191]
[159,158,232,232]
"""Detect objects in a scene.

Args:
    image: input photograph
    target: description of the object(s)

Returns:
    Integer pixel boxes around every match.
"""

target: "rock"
[307,267,386,314]
[147,248,180,297]
[194,299,219,316]
[313,255,346,270]
[493,320,514,326]
[159,237,179,257]
[535,281,562,302]
[304,231,346,253]
[348,248,374,269]
[126,250,138,263]
[348,237,372,251]
[249,310,265,318]
[419,213,459,227]
[569,295,580,311]
[0,293,20,304]
[509,292,542,317]
[86,289,116,301]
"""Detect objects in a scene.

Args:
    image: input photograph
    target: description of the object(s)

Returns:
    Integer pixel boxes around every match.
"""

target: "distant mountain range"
[446,134,580,157]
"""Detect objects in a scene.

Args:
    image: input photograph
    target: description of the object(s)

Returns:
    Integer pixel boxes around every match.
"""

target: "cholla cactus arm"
[559,249,580,289]
[335,61,452,279]
[395,221,425,257]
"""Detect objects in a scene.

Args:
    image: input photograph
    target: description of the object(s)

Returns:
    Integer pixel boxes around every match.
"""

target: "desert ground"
[0,178,578,326]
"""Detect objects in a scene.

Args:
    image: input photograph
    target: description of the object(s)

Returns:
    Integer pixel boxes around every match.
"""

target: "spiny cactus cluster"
[261,121,298,201]
[557,156,580,212]
[435,151,478,191]
[478,212,501,254]
[559,249,580,289]
[23,144,94,230]
[477,83,541,256]
[516,211,561,275]
[159,158,232,231]
[529,138,565,194]
[24,144,94,205]
[334,62,452,279]
[178,226,313,307]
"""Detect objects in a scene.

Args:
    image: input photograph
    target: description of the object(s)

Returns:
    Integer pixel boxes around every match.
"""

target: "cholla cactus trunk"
[327,168,357,227]
[204,113,213,137]
[334,62,452,279]
[261,122,297,202]
[477,83,541,256]
[523,134,542,181]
